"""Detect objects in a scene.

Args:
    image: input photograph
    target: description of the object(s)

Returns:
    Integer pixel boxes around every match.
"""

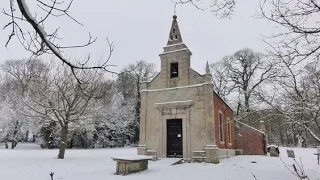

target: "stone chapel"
[137,15,237,163]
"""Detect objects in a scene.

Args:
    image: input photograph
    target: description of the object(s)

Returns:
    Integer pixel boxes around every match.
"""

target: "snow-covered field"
[0,144,319,180]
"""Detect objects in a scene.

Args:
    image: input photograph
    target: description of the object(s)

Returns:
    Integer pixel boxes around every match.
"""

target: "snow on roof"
[212,90,234,112]
[143,72,160,83]
[159,48,189,55]
[164,42,185,48]
[237,120,265,135]
[155,100,193,105]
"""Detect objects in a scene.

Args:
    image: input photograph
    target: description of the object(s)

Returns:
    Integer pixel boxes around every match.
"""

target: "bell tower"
[159,15,192,88]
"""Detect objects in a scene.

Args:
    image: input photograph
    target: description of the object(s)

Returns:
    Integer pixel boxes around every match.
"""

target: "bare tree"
[3,0,115,82]
[23,66,104,159]
[258,59,320,144]
[210,48,278,112]
[1,58,50,94]
[260,0,320,65]
[210,61,232,100]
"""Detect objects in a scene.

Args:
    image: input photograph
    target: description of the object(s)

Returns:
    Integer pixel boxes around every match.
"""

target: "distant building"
[236,120,267,155]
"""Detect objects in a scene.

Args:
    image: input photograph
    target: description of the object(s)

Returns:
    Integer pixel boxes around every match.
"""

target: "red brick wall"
[237,126,266,155]
[213,92,236,150]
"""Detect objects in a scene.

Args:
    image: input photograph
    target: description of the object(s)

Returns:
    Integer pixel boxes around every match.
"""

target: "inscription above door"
[162,108,186,115]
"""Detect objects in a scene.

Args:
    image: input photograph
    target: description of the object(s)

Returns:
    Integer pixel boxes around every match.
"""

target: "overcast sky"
[0,0,276,77]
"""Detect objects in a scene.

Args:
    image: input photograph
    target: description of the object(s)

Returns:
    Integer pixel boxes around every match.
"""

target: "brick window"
[219,112,223,142]
[227,118,231,144]
[170,62,178,78]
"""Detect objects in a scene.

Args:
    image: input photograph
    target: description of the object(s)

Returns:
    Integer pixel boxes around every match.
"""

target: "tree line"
[0,59,156,159]
[210,48,320,148]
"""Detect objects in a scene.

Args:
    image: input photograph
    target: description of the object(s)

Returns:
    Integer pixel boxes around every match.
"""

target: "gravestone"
[315,146,320,165]
[286,149,295,158]
[269,146,280,157]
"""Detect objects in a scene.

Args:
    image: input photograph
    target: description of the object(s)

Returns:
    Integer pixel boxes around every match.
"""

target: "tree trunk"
[5,134,9,149]
[11,121,19,149]
[244,95,250,112]
[58,125,68,159]
[134,75,141,144]
[278,121,284,146]
[32,135,36,142]
[25,130,29,142]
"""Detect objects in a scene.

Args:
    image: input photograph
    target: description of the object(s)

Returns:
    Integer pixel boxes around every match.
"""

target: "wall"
[218,149,236,159]
[213,92,236,150]
[237,125,267,155]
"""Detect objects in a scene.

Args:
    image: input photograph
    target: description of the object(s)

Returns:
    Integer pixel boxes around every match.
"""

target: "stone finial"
[173,15,177,20]
[204,62,213,83]
[206,61,210,74]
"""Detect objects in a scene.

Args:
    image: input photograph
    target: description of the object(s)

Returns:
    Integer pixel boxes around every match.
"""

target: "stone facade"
[137,15,235,163]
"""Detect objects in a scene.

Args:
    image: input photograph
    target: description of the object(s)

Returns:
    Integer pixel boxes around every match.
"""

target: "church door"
[167,119,183,157]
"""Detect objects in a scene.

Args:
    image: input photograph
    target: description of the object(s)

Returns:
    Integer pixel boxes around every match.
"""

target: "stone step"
[192,156,205,162]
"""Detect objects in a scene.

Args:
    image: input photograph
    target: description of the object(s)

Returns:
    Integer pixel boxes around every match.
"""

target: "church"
[137,14,237,163]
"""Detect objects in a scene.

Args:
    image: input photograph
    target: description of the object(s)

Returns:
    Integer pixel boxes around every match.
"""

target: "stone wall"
[218,149,236,159]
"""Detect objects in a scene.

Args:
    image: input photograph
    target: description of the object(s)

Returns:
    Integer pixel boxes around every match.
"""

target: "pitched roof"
[236,120,265,135]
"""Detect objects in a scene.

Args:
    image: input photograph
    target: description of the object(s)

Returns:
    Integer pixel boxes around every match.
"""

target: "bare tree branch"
[3,0,116,83]
[260,0,320,65]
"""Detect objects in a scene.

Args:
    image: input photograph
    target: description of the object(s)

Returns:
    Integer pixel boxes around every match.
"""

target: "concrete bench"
[112,156,153,175]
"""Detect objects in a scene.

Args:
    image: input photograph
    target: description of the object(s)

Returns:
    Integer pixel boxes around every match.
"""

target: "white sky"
[0,0,276,77]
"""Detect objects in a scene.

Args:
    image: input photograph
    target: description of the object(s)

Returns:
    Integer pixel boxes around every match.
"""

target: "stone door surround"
[155,100,193,158]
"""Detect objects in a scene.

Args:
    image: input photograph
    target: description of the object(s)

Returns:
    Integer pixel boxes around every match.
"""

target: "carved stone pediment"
[155,100,193,109]
[155,100,193,115]
[161,108,187,115]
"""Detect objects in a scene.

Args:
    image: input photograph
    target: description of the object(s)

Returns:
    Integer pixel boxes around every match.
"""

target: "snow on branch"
[2,0,116,83]
[260,0,320,65]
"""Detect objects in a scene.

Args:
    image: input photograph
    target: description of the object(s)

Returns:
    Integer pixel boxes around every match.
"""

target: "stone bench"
[112,156,153,175]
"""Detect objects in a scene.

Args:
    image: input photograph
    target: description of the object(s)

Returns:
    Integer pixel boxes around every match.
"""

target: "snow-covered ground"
[0,143,319,180]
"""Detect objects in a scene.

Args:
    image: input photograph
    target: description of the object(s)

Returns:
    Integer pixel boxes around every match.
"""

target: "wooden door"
[167,119,183,157]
